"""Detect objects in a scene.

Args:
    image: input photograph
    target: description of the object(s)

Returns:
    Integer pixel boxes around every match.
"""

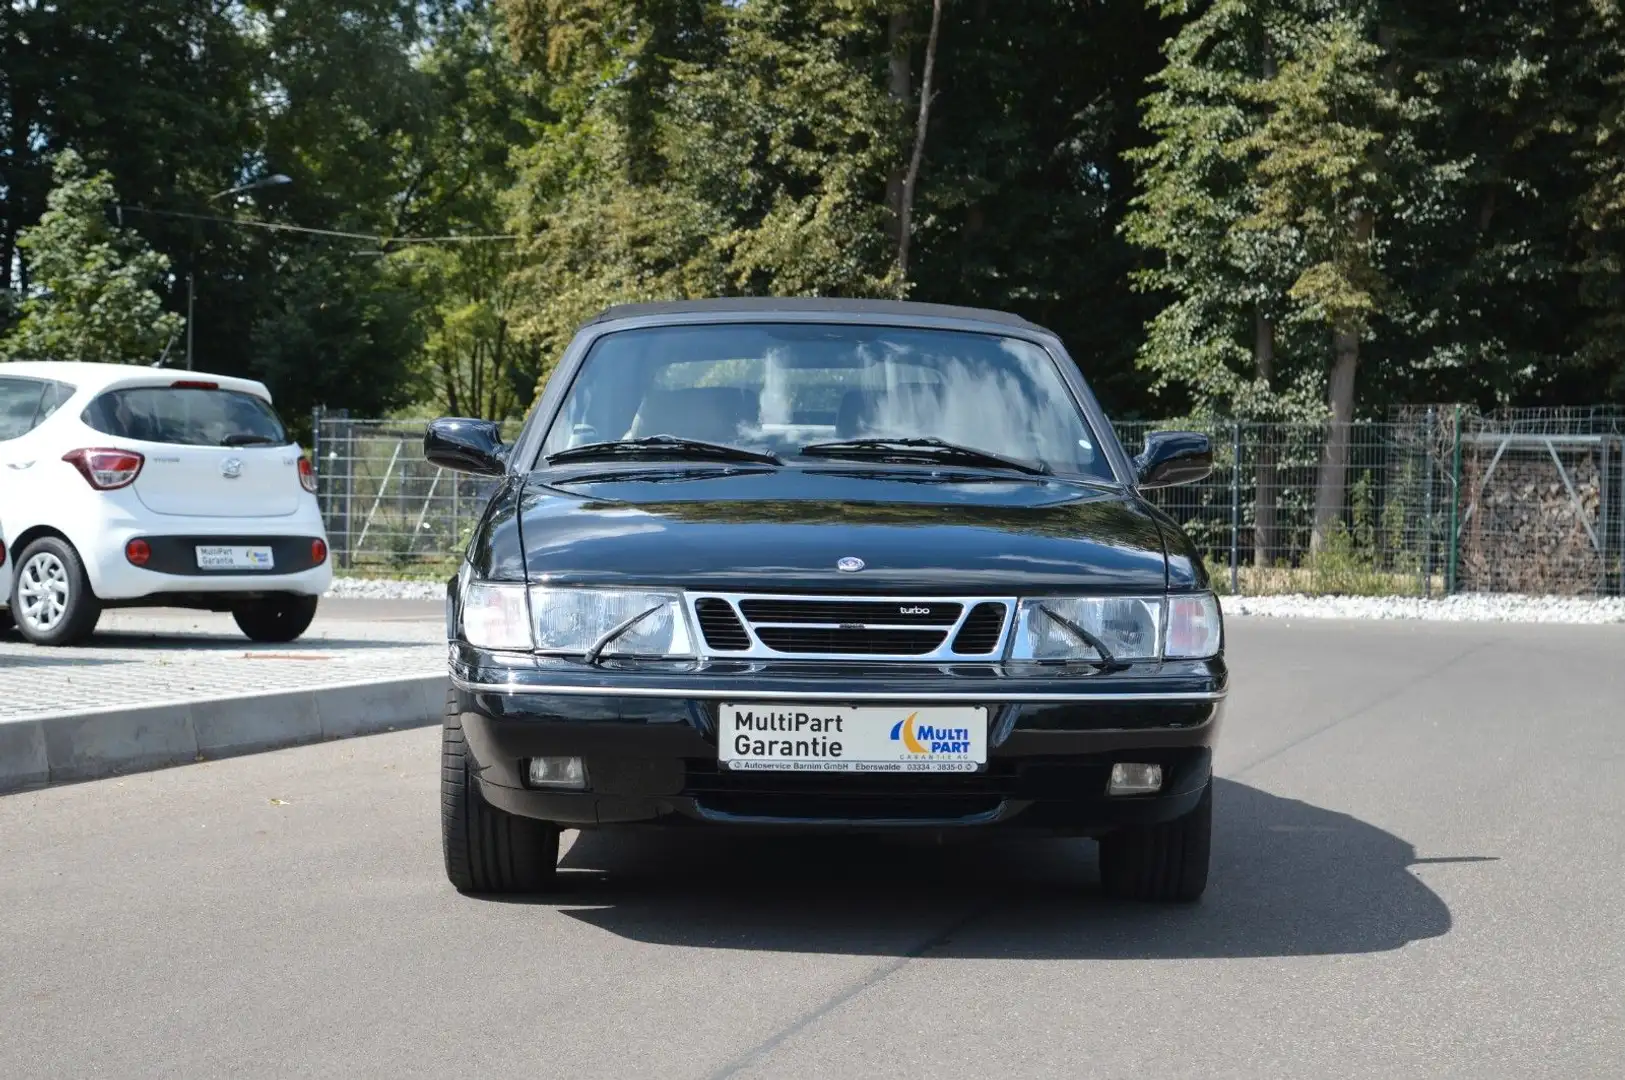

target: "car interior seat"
[631,387,758,444]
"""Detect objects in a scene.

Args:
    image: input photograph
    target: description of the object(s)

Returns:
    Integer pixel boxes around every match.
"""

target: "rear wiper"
[221,433,282,447]
[546,436,781,467]
[798,437,1050,476]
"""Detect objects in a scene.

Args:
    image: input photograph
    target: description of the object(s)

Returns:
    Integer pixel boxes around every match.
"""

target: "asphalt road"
[3,616,1622,1079]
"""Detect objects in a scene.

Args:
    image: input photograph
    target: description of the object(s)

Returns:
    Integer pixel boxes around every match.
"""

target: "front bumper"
[452,651,1225,834]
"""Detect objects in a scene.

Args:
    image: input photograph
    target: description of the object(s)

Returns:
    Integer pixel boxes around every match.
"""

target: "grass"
[1206,562,1443,598]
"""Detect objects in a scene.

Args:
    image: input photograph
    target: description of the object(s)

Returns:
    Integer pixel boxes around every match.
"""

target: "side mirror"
[424,417,507,476]
[1134,431,1212,489]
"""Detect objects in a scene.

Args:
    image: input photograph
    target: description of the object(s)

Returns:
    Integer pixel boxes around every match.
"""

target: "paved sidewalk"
[0,609,444,722]
[0,602,448,791]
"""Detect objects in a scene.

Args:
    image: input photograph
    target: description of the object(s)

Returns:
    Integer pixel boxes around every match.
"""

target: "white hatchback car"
[0,362,332,646]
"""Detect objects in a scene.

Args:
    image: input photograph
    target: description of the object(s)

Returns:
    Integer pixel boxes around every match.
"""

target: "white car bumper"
[76,505,333,602]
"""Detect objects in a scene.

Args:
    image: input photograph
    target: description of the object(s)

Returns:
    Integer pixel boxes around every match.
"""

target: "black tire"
[10,536,101,647]
[232,594,319,643]
[441,690,560,894]
[1098,780,1212,903]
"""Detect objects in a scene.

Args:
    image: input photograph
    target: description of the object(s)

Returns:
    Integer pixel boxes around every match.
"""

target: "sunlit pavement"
[3,616,1621,1079]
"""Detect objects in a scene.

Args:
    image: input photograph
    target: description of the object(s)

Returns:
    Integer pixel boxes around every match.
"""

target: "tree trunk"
[896,0,943,280]
[490,317,509,420]
[884,11,912,255]
[1310,202,1376,553]
[1311,323,1361,553]
[1252,310,1278,567]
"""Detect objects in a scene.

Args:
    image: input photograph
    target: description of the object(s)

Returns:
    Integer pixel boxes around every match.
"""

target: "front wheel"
[10,537,101,647]
[441,691,560,894]
[1097,780,1212,903]
[233,595,319,643]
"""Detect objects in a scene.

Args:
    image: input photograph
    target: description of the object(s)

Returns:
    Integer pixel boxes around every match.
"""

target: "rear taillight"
[312,538,328,565]
[298,456,317,494]
[170,380,219,390]
[0,538,7,566]
[63,448,145,490]
[125,539,151,566]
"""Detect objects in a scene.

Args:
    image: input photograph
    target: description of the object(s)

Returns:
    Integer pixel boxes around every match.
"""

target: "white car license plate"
[718,704,987,773]
[195,545,275,571]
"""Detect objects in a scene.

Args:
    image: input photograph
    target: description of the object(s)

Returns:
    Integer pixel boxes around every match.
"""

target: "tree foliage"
[2,0,1624,438]
[1,150,183,364]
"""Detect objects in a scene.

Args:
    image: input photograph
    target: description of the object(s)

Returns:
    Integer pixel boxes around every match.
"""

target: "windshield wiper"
[1036,603,1132,672]
[798,437,1050,476]
[220,433,282,447]
[545,436,781,467]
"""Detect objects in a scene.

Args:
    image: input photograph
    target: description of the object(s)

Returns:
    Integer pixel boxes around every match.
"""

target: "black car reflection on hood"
[509,465,1174,593]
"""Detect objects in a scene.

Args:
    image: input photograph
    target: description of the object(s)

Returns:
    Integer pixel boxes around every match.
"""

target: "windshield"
[538,323,1113,479]
[82,387,290,447]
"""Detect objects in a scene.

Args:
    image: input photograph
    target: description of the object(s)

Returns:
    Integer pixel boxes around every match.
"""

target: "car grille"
[754,626,946,655]
[736,598,961,626]
[686,593,1014,661]
[950,602,1008,655]
[694,598,750,651]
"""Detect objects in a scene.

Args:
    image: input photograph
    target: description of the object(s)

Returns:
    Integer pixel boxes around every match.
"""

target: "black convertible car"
[427,298,1226,902]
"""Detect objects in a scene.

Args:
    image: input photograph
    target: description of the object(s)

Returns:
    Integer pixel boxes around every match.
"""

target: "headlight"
[460,584,696,657]
[1012,597,1162,661]
[1010,593,1221,662]
[531,587,694,658]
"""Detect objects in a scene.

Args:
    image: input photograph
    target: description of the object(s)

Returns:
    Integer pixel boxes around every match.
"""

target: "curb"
[0,674,448,794]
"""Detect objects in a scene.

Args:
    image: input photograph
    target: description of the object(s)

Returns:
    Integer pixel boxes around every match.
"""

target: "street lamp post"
[184,174,291,370]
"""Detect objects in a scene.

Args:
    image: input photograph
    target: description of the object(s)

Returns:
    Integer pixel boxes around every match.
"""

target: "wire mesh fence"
[313,412,523,579]
[312,406,1625,595]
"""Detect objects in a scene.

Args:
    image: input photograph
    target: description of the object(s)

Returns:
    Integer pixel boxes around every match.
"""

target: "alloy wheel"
[18,552,70,632]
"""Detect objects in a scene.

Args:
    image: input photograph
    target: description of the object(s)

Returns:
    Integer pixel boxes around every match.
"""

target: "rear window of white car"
[0,377,75,441]
[81,386,291,447]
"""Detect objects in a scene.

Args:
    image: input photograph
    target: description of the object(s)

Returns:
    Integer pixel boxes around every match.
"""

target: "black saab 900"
[426,298,1225,903]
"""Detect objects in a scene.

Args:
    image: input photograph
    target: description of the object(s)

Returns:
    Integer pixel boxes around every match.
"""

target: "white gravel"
[326,576,1625,624]
[325,577,446,602]
[1222,593,1625,624]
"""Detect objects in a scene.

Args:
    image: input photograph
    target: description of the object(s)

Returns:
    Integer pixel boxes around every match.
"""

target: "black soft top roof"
[585,296,1042,331]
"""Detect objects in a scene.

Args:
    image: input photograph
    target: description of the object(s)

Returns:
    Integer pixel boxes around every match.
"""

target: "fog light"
[527,756,587,790]
[125,539,151,567]
[1108,762,1162,796]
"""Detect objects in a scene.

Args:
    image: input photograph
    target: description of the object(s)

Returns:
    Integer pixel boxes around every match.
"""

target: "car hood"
[513,468,1170,592]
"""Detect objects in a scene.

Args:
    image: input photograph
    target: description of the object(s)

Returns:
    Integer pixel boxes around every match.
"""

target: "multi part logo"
[888,712,974,755]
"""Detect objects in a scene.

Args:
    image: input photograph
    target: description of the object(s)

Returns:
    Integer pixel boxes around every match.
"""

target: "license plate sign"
[718,704,987,773]
[195,545,275,571]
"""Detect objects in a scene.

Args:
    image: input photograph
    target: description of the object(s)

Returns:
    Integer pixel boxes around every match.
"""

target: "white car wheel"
[18,551,70,632]
[10,538,101,646]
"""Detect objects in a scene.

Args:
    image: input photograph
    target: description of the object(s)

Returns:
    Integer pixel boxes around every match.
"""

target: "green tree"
[887,0,1173,415]
[395,243,541,420]
[1573,0,1625,395]
[1229,7,1397,551]
[1125,0,1324,563]
[667,0,903,297]
[248,250,423,421]
[1,150,183,364]
[1128,1,1399,551]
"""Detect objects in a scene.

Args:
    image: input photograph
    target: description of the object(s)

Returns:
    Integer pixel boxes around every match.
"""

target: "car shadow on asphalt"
[518,779,1485,959]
